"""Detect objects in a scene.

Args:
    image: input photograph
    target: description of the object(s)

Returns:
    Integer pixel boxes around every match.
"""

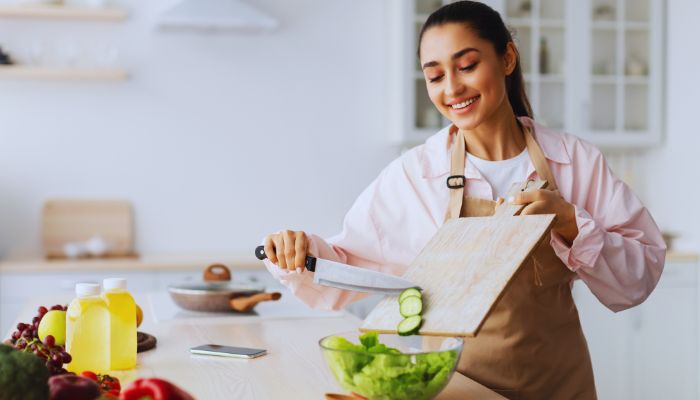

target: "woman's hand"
[509,190,579,245]
[264,230,310,273]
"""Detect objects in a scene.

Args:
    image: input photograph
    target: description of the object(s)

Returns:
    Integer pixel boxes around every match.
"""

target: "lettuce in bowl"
[319,331,462,400]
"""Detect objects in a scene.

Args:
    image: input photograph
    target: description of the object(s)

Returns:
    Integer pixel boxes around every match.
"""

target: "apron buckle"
[446,175,466,189]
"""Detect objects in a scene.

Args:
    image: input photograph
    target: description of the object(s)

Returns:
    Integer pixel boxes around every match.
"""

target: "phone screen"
[190,344,267,359]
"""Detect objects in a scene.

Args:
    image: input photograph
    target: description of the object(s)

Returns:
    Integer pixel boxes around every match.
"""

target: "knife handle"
[254,245,317,272]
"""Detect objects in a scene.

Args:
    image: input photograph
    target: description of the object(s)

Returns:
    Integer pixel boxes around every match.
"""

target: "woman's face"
[419,23,516,130]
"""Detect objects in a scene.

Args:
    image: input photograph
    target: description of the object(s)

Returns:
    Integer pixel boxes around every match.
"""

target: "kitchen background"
[0,0,698,399]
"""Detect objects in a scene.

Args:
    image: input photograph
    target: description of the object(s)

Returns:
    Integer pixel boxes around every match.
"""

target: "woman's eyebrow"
[421,47,480,69]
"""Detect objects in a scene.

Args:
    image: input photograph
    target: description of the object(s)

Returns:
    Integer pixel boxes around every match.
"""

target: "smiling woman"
[260,2,665,400]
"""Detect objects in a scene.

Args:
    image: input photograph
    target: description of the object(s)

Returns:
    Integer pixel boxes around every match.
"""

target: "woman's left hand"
[509,189,579,245]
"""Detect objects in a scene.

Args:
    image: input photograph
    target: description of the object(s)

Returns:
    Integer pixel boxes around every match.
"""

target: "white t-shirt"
[467,149,531,200]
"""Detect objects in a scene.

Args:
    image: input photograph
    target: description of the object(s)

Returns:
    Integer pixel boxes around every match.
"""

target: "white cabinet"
[387,0,665,147]
[574,256,698,400]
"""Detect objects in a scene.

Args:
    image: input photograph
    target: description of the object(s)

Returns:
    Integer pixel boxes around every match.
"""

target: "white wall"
[0,0,396,257]
[636,0,700,252]
[0,0,697,258]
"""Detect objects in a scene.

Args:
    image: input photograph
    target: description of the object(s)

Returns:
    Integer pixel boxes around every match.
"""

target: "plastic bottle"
[103,278,137,370]
[66,283,110,373]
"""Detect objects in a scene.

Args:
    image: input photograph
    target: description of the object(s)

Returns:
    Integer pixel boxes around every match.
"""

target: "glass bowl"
[319,331,463,400]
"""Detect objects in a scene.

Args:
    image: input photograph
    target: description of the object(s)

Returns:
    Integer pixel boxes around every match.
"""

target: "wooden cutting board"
[361,181,555,337]
[42,199,135,259]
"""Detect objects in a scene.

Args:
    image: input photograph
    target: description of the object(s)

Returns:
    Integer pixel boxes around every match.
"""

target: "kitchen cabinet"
[0,4,127,21]
[573,253,699,400]
[386,0,665,147]
[0,4,128,81]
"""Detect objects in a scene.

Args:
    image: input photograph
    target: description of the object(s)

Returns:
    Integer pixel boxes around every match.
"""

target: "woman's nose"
[444,73,465,97]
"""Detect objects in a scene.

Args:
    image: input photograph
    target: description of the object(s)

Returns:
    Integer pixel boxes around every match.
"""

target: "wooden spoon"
[230,292,281,312]
[325,394,367,400]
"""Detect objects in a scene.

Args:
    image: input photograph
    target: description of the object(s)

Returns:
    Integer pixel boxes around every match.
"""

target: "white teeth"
[451,96,479,109]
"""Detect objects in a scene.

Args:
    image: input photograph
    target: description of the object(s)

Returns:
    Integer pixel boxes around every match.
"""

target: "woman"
[262,2,665,399]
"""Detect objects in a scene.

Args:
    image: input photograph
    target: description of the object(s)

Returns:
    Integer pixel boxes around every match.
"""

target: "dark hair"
[417,1,532,118]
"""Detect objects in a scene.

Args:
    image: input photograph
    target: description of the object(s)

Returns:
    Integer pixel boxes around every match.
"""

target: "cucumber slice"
[399,287,422,303]
[399,295,423,317]
[397,315,423,336]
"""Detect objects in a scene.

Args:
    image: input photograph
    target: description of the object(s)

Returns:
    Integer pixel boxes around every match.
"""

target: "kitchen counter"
[0,253,262,273]
[1,251,695,274]
[9,293,505,400]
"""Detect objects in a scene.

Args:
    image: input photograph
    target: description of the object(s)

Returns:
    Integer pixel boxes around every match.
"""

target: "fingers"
[283,230,296,271]
[265,230,308,274]
[273,234,286,269]
[294,231,308,273]
[520,201,548,216]
[509,189,549,205]
[264,235,278,265]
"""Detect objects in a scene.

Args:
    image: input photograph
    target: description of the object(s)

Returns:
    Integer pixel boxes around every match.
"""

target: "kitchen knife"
[254,246,419,296]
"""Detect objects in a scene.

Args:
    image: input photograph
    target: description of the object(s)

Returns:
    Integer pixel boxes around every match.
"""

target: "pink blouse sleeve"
[550,150,666,312]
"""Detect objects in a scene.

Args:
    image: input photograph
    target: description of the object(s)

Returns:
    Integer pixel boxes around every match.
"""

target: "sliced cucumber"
[399,295,423,317]
[398,287,422,303]
[397,315,423,336]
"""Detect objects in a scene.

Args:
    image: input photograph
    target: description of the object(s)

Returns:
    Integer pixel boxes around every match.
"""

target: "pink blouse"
[263,117,666,312]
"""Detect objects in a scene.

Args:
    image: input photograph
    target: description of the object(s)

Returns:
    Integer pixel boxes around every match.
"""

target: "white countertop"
[8,292,505,400]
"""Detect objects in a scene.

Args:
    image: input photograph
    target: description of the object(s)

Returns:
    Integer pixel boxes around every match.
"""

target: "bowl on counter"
[319,331,463,400]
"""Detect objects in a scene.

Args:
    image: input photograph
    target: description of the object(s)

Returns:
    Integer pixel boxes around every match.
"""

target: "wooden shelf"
[0,5,127,21]
[0,65,128,81]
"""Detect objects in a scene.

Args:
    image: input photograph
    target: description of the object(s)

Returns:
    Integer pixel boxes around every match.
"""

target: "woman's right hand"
[264,230,310,273]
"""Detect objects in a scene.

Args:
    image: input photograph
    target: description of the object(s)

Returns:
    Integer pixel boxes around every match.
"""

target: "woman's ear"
[504,42,518,76]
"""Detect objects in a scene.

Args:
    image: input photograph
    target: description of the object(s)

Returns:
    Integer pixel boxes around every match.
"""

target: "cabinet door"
[574,261,698,400]
[576,0,664,146]
[503,0,568,130]
[573,281,631,400]
[629,263,698,400]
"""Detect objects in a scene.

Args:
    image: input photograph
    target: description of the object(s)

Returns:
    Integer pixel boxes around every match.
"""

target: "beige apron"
[444,124,597,400]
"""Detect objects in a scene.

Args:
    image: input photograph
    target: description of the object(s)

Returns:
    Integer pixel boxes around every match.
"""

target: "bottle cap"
[103,278,127,290]
[75,283,101,297]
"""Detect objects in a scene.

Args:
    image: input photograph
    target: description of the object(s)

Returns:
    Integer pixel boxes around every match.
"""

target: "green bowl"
[319,331,463,400]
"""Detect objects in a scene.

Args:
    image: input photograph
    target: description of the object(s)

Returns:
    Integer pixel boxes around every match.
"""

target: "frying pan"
[168,264,281,312]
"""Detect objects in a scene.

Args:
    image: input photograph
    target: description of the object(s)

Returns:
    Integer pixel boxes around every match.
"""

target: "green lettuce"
[322,332,458,400]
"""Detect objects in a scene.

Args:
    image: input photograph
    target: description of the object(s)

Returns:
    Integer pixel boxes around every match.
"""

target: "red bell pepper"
[120,378,195,400]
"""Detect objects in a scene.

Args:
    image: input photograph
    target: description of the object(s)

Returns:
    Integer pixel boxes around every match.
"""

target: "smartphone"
[190,344,267,359]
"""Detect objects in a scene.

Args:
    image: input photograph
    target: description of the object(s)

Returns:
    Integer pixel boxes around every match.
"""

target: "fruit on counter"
[7,304,72,375]
[397,288,423,336]
[323,332,458,400]
[136,304,143,328]
[39,310,67,346]
[81,371,121,398]
[120,378,195,400]
[0,344,50,400]
[49,374,101,400]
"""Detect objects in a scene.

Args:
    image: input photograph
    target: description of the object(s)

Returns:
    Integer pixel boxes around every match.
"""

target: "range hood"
[158,0,278,33]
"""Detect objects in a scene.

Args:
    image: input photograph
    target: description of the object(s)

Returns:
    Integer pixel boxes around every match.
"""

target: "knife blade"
[254,246,419,295]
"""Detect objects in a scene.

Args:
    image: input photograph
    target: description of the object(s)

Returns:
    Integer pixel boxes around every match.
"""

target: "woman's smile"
[447,94,481,115]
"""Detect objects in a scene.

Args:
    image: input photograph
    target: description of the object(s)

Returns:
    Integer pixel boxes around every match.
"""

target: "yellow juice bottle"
[66,283,110,374]
[102,278,137,370]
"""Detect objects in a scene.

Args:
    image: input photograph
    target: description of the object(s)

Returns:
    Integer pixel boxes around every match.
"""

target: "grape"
[44,335,55,347]
[50,305,63,311]
[16,322,28,331]
[38,306,48,315]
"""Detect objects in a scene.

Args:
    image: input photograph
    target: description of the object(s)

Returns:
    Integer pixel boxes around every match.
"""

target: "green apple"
[38,310,66,346]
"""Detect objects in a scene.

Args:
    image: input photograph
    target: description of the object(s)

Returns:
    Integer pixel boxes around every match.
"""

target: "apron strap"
[443,120,560,222]
[445,126,466,223]
[522,122,559,192]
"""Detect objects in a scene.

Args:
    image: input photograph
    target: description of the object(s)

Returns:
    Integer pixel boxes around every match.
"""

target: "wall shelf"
[0,66,128,81]
[0,5,128,21]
